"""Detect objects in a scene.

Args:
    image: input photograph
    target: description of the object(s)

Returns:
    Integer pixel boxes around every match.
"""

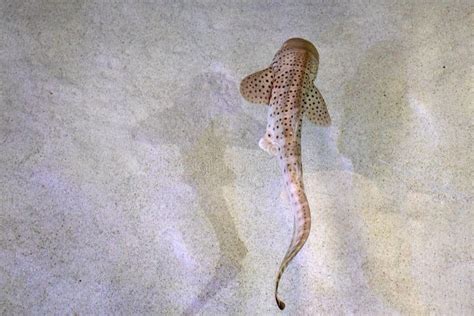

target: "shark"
[239,38,331,310]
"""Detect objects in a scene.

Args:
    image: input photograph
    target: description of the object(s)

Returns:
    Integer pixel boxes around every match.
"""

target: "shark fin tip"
[276,297,286,310]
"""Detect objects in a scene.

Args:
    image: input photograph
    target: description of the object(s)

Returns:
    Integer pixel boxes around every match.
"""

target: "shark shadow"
[135,70,264,313]
[337,40,425,313]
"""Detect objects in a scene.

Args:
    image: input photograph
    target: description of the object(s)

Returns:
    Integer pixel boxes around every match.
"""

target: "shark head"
[281,38,319,61]
[271,38,319,76]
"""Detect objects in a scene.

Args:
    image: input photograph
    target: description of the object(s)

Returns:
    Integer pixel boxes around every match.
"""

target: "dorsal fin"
[302,83,331,126]
[240,67,274,105]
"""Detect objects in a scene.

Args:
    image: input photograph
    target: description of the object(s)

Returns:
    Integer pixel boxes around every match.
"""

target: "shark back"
[240,38,331,310]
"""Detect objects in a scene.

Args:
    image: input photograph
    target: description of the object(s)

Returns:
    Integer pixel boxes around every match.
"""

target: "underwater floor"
[1,1,472,314]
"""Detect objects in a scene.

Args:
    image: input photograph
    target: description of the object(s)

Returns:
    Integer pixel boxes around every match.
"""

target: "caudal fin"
[274,198,311,310]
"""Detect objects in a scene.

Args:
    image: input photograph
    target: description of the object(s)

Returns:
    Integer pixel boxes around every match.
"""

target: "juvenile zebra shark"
[240,38,331,310]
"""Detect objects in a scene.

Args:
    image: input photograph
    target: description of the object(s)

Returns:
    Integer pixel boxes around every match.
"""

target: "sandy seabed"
[1,1,472,314]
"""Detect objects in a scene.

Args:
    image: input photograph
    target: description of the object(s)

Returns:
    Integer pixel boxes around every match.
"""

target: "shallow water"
[0,1,472,314]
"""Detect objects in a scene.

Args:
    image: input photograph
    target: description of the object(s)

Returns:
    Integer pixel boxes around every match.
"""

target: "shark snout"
[281,38,319,61]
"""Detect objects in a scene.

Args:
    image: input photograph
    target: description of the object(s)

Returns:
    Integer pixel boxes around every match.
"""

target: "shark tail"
[275,164,311,310]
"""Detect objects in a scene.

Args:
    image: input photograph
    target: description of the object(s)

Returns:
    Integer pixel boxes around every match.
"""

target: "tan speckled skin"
[240,38,330,310]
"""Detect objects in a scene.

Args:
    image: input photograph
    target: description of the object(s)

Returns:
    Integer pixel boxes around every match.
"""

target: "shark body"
[240,38,331,310]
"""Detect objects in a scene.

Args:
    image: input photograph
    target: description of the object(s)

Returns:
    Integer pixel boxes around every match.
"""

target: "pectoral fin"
[240,67,274,105]
[302,84,331,126]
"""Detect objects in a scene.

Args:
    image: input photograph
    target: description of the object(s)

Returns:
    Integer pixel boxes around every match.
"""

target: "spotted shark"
[240,38,331,310]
